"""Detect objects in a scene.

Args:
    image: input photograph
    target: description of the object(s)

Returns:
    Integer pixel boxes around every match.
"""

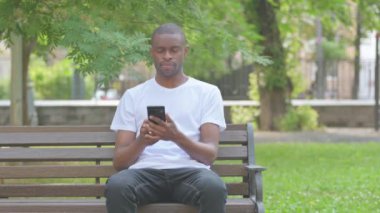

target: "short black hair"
[151,23,187,45]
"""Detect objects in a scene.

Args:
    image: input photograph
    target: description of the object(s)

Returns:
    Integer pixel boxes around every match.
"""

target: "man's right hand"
[138,119,161,146]
[112,120,159,171]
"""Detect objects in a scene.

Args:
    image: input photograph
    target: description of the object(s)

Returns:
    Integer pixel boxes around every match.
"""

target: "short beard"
[156,65,182,78]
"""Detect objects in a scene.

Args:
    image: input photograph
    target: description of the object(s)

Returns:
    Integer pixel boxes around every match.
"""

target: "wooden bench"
[0,124,265,213]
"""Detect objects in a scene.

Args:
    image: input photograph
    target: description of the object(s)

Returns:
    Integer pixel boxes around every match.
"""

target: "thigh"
[106,168,170,205]
[169,168,226,205]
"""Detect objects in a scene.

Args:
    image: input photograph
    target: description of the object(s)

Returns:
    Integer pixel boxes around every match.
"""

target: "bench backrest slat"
[0,125,246,132]
[0,131,247,146]
[0,126,111,132]
[0,147,247,161]
[0,183,248,197]
[0,132,116,146]
[0,165,247,179]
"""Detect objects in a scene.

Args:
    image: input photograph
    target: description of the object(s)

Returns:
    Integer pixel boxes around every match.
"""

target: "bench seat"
[0,198,255,213]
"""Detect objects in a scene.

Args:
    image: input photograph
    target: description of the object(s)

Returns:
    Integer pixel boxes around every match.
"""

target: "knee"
[204,178,227,197]
[106,173,125,192]
[198,171,227,199]
[105,170,135,199]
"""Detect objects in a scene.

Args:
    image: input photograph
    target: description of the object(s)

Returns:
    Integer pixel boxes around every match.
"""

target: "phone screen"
[147,106,166,123]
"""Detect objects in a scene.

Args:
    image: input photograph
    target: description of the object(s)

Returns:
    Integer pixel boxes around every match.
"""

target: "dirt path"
[255,128,380,143]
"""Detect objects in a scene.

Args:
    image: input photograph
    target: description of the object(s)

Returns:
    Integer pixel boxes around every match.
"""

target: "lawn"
[255,142,380,213]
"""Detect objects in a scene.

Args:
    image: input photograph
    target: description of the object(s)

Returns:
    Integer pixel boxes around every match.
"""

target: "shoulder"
[188,77,220,92]
[130,79,154,93]
[121,79,154,98]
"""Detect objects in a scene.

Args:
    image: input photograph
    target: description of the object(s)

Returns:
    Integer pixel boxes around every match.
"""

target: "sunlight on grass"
[256,142,380,213]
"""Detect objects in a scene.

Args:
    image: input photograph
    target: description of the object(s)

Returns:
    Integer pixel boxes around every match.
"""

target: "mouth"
[160,63,175,69]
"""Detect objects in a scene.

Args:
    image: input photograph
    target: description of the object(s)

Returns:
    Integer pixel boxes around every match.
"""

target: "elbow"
[202,151,218,166]
[113,160,128,171]
[113,162,122,172]
[209,146,219,164]
[203,157,216,166]
[203,159,215,166]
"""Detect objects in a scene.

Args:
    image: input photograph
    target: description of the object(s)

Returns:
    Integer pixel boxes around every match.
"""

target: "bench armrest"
[245,165,266,172]
[245,164,266,213]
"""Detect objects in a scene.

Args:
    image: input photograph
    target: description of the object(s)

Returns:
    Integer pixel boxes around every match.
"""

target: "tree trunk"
[352,2,361,99]
[259,87,286,130]
[314,18,326,99]
[22,38,36,125]
[10,33,24,125]
[247,0,288,130]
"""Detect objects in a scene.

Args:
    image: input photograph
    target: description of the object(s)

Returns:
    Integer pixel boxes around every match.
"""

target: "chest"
[133,88,204,127]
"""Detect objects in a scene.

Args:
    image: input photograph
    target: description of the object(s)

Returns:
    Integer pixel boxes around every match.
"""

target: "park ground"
[255,127,380,143]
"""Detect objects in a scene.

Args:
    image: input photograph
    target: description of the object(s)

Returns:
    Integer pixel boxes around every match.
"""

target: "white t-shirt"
[110,77,226,169]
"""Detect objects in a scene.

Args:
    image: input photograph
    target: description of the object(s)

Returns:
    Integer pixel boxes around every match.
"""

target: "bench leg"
[249,170,265,213]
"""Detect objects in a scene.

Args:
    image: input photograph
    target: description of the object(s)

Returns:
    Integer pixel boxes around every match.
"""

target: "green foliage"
[60,18,150,82]
[279,105,319,131]
[358,0,380,32]
[230,106,258,129]
[84,76,95,99]
[0,76,9,99]
[187,0,268,80]
[29,57,73,99]
[29,56,95,100]
[322,40,347,60]
[257,143,380,212]
[0,0,264,83]
[287,68,307,99]
[274,0,353,96]
[248,72,260,101]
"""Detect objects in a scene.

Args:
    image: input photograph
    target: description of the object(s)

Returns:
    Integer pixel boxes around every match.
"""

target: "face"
[150,33,188,78]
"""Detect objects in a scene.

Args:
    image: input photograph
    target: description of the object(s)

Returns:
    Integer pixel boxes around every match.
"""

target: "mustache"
[159,62,176,67]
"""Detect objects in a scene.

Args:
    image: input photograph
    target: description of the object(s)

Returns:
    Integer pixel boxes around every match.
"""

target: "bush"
[0,77,10,99]
[230,106,258,129]
[29,56,95,100]
[279,105,319,131]
[30,57,73,99]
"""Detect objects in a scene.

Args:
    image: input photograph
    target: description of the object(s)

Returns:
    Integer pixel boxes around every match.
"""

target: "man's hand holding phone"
[145,106,183,143]
[137,106,166,146]
[139,119,161,146]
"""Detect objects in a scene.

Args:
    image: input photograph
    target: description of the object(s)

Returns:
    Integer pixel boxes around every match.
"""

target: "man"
[105,23,227,213]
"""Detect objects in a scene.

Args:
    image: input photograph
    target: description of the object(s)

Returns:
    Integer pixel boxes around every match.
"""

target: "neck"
[155,73,188,88]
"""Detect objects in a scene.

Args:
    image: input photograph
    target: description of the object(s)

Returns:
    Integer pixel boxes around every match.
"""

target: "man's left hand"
[147,113,183,142]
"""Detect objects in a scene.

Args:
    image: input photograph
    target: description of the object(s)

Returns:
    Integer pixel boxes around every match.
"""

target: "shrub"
[29,56,95,99]
[30,57,73,99]
[0,77,10,99]
[230,106,258,129]
[279,105,319,131]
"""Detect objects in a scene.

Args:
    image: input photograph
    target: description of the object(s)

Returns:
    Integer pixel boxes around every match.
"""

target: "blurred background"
[0,0,379,130]
[1,1,380,212]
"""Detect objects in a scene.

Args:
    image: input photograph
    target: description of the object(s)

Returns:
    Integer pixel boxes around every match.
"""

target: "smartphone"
[147,106,166,123]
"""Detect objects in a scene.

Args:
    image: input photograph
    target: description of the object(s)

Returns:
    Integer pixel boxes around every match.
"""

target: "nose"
[163,50,172,60]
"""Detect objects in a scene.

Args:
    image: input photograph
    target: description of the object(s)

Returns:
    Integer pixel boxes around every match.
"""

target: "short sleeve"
[200,87,226,131]
[110,92,137,132]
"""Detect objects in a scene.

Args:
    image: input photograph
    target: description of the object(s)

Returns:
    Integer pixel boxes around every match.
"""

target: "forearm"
[113,138,146,171]
[175,133,218,165]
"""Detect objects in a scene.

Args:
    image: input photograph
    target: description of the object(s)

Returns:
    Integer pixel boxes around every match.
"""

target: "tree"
[0,0,262,125]
[243,0,353,130]
[244,0,287,130]
[352,0,380,99]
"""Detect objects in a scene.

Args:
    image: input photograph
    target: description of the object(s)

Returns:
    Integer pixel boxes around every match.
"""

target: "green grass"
[256,142,380,213]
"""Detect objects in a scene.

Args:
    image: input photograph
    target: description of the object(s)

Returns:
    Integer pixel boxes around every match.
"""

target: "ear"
[184,46,189,56]
[150,46,154,56]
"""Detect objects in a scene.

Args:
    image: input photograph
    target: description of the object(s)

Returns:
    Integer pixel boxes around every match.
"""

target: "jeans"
[105,168,227,213]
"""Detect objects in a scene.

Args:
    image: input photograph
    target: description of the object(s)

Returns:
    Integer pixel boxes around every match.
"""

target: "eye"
[156,48,165,53]
[171,47,180,53]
